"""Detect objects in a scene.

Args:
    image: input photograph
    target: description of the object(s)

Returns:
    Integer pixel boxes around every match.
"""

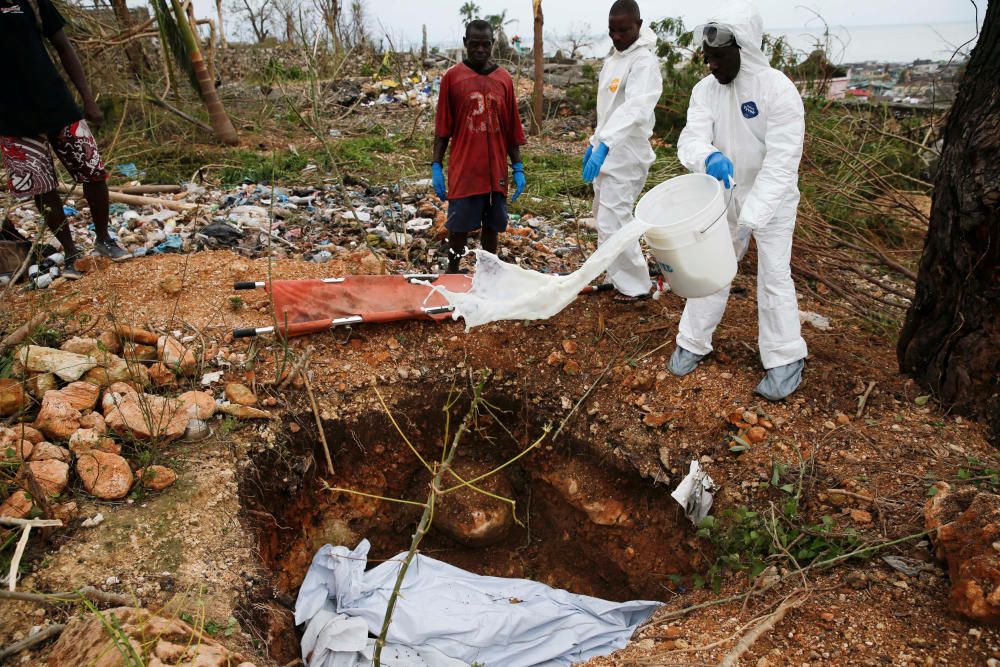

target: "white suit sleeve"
[594,58,662,149]
[677,80,718,173]
[738,79,805,229]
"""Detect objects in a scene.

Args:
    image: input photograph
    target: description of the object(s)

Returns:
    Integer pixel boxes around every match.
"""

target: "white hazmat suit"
[675,0,808,376]
[590,24,663,297]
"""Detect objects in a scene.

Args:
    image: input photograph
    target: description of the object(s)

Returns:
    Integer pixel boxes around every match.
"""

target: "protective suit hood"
[706,0,769,76]
[610,24,658,58]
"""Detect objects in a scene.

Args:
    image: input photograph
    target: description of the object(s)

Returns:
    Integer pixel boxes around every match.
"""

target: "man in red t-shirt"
[432,19,527,274]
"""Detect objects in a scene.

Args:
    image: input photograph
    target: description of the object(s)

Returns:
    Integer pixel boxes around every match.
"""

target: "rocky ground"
[1,239,999,666]
[0,76,997,666]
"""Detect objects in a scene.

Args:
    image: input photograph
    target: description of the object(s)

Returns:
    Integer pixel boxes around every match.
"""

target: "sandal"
[613,291,652,303]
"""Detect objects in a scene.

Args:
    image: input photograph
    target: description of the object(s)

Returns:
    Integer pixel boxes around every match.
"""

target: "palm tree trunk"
[170,0,238,145]
[530,0,544,135]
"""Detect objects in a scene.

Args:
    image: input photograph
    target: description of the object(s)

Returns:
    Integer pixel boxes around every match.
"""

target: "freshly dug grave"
[3,248,1000,666]
[240,386,705,605]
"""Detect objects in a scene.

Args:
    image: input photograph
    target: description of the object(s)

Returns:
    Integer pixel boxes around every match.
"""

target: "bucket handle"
[697,181,736,235]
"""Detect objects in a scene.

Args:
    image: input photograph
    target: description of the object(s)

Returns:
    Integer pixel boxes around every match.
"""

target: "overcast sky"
[161,0,984,61]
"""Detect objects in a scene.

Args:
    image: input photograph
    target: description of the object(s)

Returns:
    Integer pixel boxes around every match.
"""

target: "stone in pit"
[433,456,514,547]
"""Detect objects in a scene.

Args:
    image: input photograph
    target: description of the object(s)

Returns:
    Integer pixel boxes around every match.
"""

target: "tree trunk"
[421,24,427,60]
[284,8,295,43]
[321,1,341,52]
[109,0,147,79]
[530,0,543,136]
[215,0,226,48]
[170,0,238,146]
[897,0,1000,445]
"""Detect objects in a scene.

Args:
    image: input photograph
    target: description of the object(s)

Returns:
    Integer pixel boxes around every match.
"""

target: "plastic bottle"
[34,274,53,289]
[27,264,40,279]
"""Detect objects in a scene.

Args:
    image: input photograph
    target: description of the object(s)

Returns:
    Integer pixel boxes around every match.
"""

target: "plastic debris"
[800,310,831,330]
[671,460,718,525]
[115,163,143,179]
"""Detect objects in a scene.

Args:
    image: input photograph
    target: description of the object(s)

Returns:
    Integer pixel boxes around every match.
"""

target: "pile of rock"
[0,325,269,521]
[925,482,1000,624]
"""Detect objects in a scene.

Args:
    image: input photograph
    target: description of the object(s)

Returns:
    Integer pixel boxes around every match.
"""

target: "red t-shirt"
[435,63,526,200]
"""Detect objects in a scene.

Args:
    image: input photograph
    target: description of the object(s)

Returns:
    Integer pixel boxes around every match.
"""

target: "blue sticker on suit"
[741,101,759,118]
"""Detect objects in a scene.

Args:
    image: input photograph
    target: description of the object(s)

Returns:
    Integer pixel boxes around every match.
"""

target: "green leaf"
[915,395,930,406]
[926,485,939,497]
[780,483,795,494]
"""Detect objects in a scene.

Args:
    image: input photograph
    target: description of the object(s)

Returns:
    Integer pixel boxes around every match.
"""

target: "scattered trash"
[4,172,601,289]
[800,310,832,330]
[882,555,934,577]
[114,163,143,179]
[81,513,105,528]
[200,371,223,385]
[671,460,718,525]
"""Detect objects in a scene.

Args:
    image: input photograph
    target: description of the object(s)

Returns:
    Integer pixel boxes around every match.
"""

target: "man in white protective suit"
[582,0,662,301]
[669,0,808,400]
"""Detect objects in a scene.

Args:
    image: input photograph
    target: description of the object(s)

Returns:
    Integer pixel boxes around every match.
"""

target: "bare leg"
[34,190,78,260]
[481,228,498,255]
[447,231,469,274]
[83,180,111,243]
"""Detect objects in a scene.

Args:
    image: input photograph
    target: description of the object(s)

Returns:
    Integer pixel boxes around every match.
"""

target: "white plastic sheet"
[434,217,653,330]
[295,540,661,667]
[671,460,718,525]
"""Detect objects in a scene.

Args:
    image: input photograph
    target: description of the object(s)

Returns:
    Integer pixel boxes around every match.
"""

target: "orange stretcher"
[231,273,612,339]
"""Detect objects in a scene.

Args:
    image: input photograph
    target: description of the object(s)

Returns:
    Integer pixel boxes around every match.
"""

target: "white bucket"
[635,173,737,299]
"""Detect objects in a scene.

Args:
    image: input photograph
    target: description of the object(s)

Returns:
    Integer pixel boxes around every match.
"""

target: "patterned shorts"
[1,120,107,198]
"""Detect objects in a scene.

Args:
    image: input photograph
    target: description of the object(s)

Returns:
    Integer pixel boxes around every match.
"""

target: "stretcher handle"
[234,281,262,290]
[233,319,336,339]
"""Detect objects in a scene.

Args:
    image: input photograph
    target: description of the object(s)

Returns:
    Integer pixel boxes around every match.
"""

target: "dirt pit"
[239,385,707,611]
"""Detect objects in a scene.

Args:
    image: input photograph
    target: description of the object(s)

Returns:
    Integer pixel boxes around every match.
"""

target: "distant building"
[845,88,870,103]
[793,75,849,100]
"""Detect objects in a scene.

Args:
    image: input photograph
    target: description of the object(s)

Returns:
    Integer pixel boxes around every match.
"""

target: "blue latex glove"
[431,162,447,200]
[511,162,526,202]
[582,144,593,179]
[583,143,609,183]
[705,151,734,189]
